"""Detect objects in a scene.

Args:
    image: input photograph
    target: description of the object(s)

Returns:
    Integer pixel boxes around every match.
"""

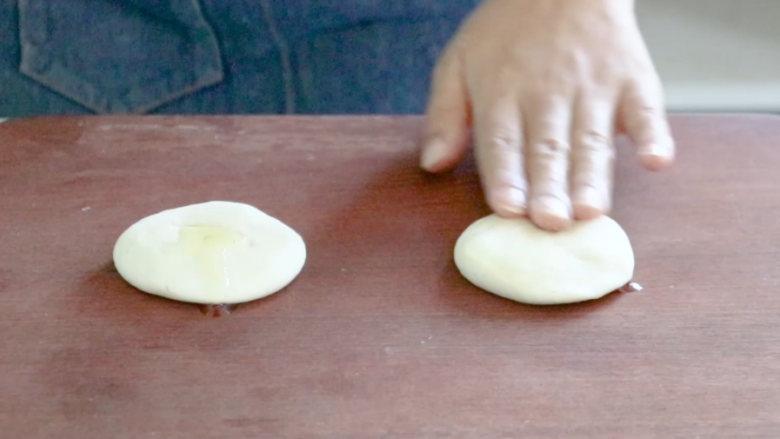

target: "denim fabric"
[0,0,479,116]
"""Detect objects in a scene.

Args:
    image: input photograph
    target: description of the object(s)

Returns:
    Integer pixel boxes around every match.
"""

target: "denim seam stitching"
[260,0,296,114]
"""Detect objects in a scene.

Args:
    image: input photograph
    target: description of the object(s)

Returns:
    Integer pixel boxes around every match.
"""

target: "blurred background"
[638,0,780,112]
[1,0,778,117]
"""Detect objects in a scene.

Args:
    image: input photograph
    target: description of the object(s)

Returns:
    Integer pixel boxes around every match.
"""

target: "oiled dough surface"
[454,215,634,305]
[113,201,306,304]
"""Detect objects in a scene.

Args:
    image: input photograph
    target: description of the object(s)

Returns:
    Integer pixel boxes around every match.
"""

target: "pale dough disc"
[113,201,306,304]
[454,215,634,305]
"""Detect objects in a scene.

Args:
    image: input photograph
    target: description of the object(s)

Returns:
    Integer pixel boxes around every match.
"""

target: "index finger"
[473,95,527,217]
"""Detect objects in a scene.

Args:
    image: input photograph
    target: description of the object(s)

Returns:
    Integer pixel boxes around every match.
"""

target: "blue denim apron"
[1,0,478,115]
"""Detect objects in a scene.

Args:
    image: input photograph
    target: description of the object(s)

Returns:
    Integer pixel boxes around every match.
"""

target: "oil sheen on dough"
[454,215,634,305]
[113,201,306,304]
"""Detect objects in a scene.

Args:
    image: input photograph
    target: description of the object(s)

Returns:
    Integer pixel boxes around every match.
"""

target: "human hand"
[421,0,674,231]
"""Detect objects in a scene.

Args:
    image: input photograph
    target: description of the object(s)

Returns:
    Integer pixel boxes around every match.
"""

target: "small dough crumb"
[113,201,306,305]
[454,215,634,305]
[620,282,644,293]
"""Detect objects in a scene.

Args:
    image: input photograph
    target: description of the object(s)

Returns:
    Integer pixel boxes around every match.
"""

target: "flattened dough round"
[454,215,634,305]
[113,201,306,304]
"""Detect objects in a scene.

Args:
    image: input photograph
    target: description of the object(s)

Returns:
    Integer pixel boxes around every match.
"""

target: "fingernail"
[639,141,672,157]
[539,196,570,219]
[495,187,527,217]
[531,196,571,231]
[573,187,604,220]
[421,138,448,171]
[639,143,674,171]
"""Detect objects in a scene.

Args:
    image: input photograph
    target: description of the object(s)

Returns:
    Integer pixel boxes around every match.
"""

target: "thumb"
[421,44,471,173]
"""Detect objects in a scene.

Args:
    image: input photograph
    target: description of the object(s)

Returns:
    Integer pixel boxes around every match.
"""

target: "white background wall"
[637,0,780,112]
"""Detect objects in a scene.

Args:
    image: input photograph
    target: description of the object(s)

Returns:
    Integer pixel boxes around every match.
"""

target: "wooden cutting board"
[1,115,779,438]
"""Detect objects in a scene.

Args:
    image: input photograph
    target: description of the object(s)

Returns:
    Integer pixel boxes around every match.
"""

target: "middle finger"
[571,95,616,220]
[524,94,573,231]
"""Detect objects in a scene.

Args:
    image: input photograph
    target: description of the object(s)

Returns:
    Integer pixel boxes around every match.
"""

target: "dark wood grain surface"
[1,115,779,438]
